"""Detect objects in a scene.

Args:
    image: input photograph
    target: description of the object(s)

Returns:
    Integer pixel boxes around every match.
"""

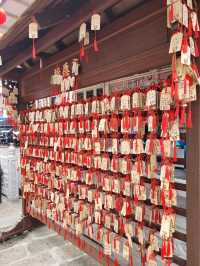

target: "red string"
[80,42,85,60]
[169,4,174,24]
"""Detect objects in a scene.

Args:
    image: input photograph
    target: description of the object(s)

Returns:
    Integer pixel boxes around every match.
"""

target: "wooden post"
[187,91,200,266]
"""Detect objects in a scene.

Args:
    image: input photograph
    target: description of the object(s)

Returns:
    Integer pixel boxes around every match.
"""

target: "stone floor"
[0,226,100,266]
[0,198,100,266]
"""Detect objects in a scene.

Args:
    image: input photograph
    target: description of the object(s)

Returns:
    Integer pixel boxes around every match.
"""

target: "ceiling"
[0,0,36,38]
[0,0,145,77]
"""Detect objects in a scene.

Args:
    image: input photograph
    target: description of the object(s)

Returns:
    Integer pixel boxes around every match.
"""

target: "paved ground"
[0,226,100,266]
[0,198,100,266]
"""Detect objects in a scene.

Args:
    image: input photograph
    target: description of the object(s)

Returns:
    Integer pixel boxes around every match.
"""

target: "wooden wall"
[20,0,170,102]
[17,1,200,265]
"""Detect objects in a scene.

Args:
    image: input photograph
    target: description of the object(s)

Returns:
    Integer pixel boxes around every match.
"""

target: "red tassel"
[110,115,118,131]
[181,36,188,53]
[126,199,132,215]
[195,23,199,39]
[93,31,99,52]
[194,40,199,57]
[115,197,122,211]
[172,54,177,81]
[80,43,85,59]
[174,82,178,100]
[169,4,174,24]
[106,255,110,266]
[123,112,130,131]
[119,217,124,234]
[142,254,146,266]
[188,18,193,37]
[187,103,192,128]
[77,237,81,247]
[167,239,171,257]
[173,140,177,162]
[32,39,36,59]
[130,255,134,266]
[152,112,156,130]
[162,112,169,136]
[149,136,154,154]
[171,57,178,100]
[167,259,171,266]
[114,258,119,266]
[161,191,166,209]
[113,155,118,171]
[180,107,185,127]
[98,248,103,259]
[165,165,171,181]
[161,241,165,259]
[195,30,199,39]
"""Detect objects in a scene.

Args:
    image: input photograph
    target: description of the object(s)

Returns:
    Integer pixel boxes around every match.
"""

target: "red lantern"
[0,8,6,25]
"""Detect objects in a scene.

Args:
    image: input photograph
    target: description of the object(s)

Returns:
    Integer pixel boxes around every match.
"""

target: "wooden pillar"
[187,90,200,266]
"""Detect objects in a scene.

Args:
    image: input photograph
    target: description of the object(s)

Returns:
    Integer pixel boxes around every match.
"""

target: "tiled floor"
[0,198,100,266]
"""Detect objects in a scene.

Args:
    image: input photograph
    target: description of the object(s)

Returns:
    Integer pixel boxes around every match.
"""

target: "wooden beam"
[0,0,121,76]
[35,0,71,30]
[23,62,32,69]
[55,40,66,52]
[2,68,23,81]
[38,51,52,59]
[105,7,115,22]
[187,90,200,266]
[0,216,42,242]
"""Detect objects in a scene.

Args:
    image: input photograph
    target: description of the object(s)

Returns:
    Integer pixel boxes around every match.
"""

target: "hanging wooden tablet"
[29,20,38,60]
[79,23,87,59]
[91,13,101,52]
